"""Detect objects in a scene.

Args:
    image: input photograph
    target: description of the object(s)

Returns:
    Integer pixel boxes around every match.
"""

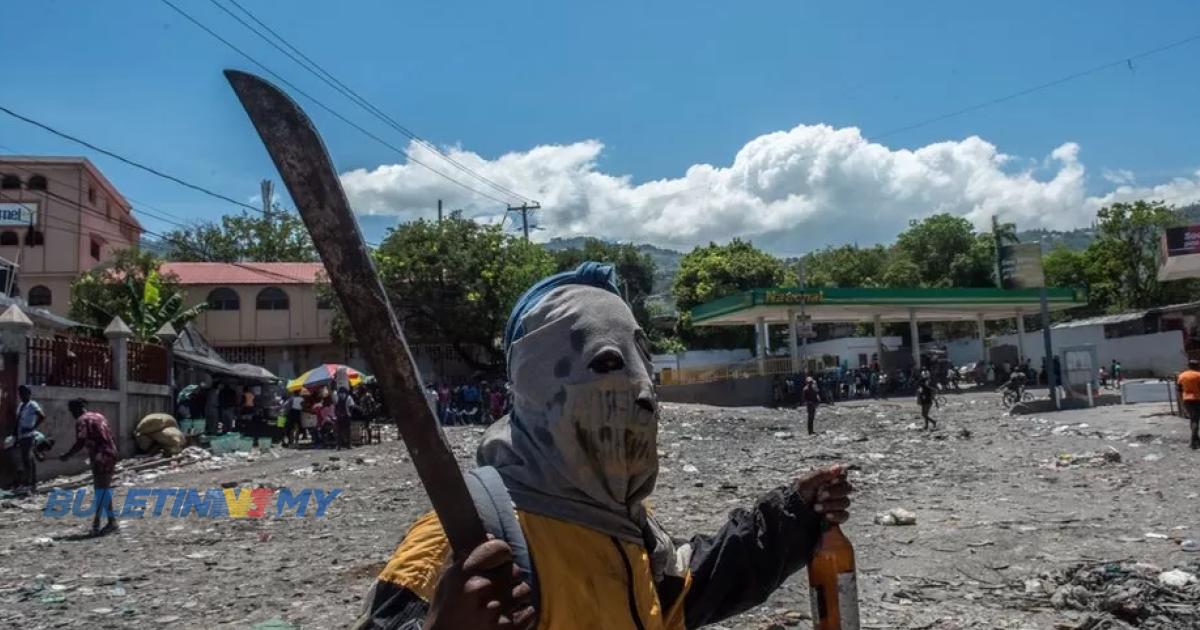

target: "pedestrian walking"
[58,398,119,537]
[1177,360,1200,450]
[802,376,821,435]
[11,385,45,493]
[1111,359,1122,387]
[917,377,937,430]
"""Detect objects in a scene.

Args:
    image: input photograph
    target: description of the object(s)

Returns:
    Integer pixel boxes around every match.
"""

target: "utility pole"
[261,179,274,218]
[507,202,541,241]
[437,199,443,223]
[798,258,808,369]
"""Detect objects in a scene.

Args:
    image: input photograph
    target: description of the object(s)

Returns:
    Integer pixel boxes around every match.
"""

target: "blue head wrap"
[503,261,622,358]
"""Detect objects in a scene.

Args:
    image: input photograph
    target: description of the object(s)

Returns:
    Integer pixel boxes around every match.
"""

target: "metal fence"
[27,335,114,389]
[128,340,169,385]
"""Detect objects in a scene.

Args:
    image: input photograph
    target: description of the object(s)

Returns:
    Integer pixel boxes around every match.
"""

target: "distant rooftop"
[161,262,325,285]
[1052,300,1200,329]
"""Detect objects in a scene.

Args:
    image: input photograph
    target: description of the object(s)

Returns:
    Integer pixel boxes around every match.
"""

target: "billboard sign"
[0,202,36,226]
[1163,225,1200,258]
[998,242,1045,289]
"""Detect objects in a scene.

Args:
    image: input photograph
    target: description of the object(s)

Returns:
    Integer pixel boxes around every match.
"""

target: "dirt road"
[2,390,1198,628]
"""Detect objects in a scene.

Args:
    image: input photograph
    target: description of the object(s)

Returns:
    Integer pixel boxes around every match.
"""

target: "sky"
[5,0,1200,255]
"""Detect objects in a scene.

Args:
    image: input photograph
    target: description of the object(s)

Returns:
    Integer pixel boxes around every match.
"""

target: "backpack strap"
[463,466,540,612]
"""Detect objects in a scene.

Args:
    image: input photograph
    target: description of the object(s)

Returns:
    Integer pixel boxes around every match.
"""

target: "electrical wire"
[0,185,316,285]
[158,0,513,208]
[0,147,381,248]
[0,105,264,214]
[873,31,1200,140]
[218,0,536,205]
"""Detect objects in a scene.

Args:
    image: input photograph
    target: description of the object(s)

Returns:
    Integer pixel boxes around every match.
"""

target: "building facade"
[161,262,352,379]
[0,157,142,316]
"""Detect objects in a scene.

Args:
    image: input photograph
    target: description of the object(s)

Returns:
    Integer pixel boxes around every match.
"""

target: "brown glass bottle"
[807,524,859,630]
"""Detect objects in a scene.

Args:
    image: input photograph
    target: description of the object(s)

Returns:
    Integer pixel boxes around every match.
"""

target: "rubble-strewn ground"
[3,390,1199,629]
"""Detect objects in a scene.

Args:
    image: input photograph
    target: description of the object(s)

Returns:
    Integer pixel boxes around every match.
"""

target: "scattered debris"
[1052,448,1122,468]
[874,507,917,526]
[1014,561,1200,627]
[1158,569,1196,588]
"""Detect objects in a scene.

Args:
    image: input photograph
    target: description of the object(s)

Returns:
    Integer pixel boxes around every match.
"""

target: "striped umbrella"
[286,364,364,393]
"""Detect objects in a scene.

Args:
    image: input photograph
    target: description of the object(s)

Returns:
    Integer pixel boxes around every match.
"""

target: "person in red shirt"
[59,398,119,536]
[1176,360,1200,450]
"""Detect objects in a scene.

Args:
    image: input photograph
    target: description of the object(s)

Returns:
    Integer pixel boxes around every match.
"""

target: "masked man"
[355,263,853,630]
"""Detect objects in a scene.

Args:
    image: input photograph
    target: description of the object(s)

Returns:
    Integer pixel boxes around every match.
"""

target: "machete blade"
[223,69,486,555]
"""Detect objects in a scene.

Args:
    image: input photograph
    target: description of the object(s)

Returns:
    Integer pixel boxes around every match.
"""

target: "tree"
[345,213,555,372]
[1042,246,1089,289]
[69,249,205,340]
[1084,200,1186,311]
[161,210,316,262]
[880,255,922,288]
[552,239,656,330]
[672,239,790,348]
[800,245,889,288]
[895,214,982,287]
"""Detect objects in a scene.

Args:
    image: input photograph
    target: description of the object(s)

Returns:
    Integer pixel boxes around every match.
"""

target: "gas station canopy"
[691,286,1087,326]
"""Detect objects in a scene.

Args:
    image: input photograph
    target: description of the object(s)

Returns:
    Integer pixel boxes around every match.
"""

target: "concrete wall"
[24,386,121,480]
[185,283,333,348]
[945,337,985,367]
[1106,332,1188,376]
[976,325,1187,377]
[790,336,903,366]
[658,375,774,407]
[651,349,753,374]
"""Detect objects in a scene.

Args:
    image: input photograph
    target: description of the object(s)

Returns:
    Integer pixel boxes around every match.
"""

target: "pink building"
[161,262,349,378]
[0,157,142,316]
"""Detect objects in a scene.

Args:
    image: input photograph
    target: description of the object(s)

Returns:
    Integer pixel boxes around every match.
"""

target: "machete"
[223,69,487,557]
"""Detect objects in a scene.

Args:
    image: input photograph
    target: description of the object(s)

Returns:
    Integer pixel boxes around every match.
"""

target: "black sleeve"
[353,580,428,630]
[682,484,825,629]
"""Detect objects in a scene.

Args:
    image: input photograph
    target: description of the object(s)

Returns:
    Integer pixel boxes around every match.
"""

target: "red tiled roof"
[160,262,325,285]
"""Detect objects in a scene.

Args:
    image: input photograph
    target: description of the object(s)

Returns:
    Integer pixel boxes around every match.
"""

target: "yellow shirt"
[375,510,689,630]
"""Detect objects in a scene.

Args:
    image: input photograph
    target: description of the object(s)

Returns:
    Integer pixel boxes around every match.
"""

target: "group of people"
[773,365,887,406]
[176,381,277,436]
[426,381,509,426]
[283,383,378,450]
[1098,359,1124,389]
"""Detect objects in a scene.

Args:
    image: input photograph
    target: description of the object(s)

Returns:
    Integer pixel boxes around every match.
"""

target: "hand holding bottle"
[793,464,854,523]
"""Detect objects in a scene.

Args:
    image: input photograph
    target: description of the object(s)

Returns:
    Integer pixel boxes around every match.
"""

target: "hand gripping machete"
[223,70,489,557]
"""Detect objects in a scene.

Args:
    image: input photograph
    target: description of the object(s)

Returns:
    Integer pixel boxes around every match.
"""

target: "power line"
[217,0,536,205]
[0,141,203,230]
[873,31,1200,140]
[0,148,381,248]
[0,185,315,285]
[0,157,201,235]
[158,0,513,208]
[0,105,264,214]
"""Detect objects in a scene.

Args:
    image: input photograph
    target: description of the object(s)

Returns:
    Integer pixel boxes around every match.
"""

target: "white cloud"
[339,124,1200,255]
[1102,168,1135,185]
